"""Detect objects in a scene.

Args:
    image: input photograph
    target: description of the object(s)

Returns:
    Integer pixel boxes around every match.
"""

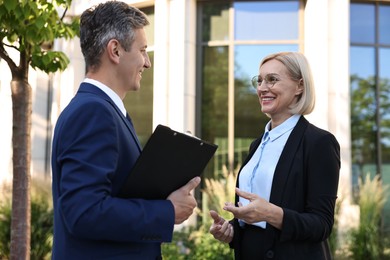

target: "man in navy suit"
[51,2,200,259]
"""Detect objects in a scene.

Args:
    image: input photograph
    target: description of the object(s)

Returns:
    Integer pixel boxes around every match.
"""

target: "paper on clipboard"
[118,124,218,199]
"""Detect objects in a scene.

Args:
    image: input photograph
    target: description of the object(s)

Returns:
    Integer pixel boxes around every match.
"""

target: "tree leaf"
[31,50,70,72]
[3,0,18,12]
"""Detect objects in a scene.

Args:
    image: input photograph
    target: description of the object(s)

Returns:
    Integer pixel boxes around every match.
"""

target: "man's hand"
[209,210,233,243]
[167,176,201,224]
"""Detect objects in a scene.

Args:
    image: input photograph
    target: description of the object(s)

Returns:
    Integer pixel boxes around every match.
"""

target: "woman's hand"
[223,188,284,229]
[209,210,234,243]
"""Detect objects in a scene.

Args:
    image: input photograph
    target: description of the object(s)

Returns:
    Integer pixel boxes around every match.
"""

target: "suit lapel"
[78,83,142,152]
[269,116,309,205]
[111,105,142,151]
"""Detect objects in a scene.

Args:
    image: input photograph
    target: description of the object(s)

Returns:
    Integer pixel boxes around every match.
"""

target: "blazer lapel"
[269,116,309,205]
[78,83,142,152]
[111,104,142,151]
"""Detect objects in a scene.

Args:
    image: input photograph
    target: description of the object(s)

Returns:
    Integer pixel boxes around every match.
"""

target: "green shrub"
[0,182,53,260]
[0,200,11,258]
[349,174,388,260]
[162,225,233,260]
[30,196,53,260]
[329,195,343,256]
[161,228,192,260]
[162,165,236,259]
[189,225,233,260]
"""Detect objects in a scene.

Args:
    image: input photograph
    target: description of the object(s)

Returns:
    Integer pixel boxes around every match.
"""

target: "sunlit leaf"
[1,0,79,74]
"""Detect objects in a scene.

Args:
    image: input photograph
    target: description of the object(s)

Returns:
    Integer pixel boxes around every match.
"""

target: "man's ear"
[107,39,121,64]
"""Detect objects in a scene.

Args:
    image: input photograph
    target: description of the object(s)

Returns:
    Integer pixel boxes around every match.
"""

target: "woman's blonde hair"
[260,52,315,115]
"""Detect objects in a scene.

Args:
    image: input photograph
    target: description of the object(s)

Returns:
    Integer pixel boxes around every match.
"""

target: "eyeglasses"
[251,74,281,89]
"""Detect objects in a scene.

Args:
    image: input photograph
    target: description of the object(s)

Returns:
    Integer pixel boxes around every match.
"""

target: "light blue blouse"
[238,114,300,228]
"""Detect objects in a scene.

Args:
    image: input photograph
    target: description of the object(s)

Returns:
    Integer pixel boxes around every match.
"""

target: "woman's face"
[256,59,302,125]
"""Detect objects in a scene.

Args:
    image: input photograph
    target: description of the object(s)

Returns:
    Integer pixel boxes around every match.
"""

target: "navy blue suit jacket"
[51,83,174,259]
[231,116,340,260]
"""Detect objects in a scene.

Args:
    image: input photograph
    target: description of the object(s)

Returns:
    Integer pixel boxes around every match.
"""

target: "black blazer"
[231,116,340,260]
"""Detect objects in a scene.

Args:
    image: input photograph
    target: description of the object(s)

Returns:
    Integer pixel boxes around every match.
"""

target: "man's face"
[118,28,151,92]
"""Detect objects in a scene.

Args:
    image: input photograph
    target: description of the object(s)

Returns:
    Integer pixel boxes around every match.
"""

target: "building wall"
[305,0,352,202]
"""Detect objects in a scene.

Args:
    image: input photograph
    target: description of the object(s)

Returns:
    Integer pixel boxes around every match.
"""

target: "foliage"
[162,165,236,259]
[0,184,53,260]
[30,180,53,260]
[350,74,390,176]
[329,195,343,256]
[0,181,53,260]
[161,230,190,260]
[189,224,233,259]
[162,225,233,260]
[30,197,53,260]
[0,200,12,258]
[203,165,236,221]
[349,174,388,260]
[201,46,229,143]
[0,0,79,74]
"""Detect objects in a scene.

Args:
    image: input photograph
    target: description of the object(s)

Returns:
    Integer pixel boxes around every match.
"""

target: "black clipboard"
[119,124,218,199]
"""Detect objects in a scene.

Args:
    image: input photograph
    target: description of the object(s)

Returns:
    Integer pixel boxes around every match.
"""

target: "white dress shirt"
[83,78,126,117]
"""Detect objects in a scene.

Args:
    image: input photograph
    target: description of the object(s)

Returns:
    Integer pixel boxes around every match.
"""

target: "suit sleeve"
[53,101,175,243]
[279,132,340,242]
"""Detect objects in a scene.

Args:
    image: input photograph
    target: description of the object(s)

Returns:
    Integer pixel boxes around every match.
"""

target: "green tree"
[0,0,78,258]
[350,74,377,177]
[350,75,390,176]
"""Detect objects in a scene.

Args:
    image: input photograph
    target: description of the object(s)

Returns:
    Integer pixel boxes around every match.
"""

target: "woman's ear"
[295,79,304,96]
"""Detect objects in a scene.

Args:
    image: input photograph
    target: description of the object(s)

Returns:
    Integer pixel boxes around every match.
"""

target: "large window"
[350,2,390,232]
[123,7,154,146]
[197,0,301,179]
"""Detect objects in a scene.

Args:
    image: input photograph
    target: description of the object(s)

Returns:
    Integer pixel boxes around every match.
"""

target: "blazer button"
[266,250,274,259]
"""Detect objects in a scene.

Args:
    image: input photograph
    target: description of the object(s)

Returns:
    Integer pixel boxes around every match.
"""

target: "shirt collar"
[83,78,127,116]
[264,114,301,141]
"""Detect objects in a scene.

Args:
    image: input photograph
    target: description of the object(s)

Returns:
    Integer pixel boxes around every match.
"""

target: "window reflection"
[124,51,154,146]
[350,47,376,194]
[379,47,390,224]
[199,1,300,177]
[201,2,229,42]
[379,6,390,45]
[234,1,299,40]
[379,48,390,163]
[201,46,229,178]
[123,7,154,147]
[143,7,155,46]
[234,44,298,81]
[350,2,390,231]
[350,3,375,44]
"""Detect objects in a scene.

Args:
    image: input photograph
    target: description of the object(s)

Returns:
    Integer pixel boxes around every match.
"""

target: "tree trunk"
[10,79,32,260]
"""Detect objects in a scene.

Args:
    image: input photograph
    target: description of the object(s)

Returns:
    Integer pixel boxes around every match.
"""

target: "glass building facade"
[197,1,300,179]
[350,2,390,231]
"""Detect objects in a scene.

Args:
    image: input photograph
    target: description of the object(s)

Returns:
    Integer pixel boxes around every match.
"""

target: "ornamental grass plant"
[349,174,389,260]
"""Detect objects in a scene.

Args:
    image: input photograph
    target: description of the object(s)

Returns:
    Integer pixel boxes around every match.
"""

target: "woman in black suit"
[209,52,340,260]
